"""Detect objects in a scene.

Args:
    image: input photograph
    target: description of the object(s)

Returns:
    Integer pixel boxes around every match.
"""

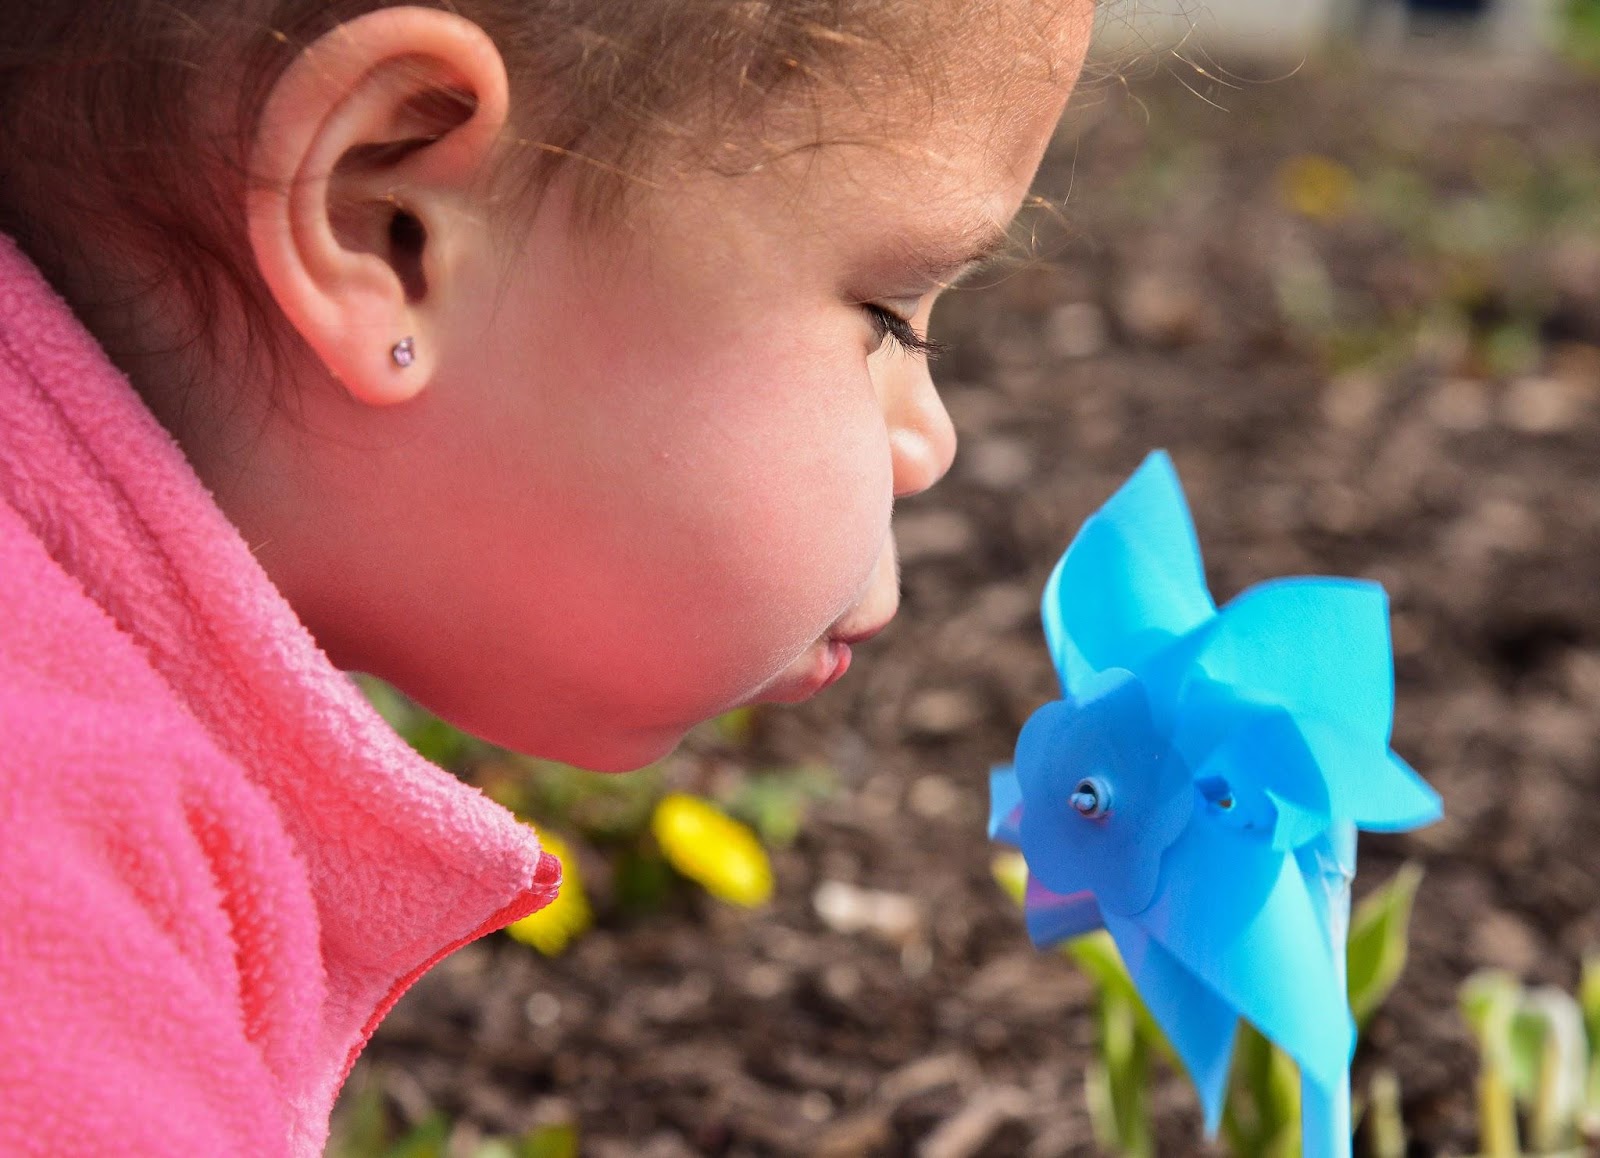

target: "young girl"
[0,1,1091,1153]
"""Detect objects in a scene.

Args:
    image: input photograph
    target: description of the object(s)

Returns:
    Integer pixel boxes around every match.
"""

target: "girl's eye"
[864,304,946,361]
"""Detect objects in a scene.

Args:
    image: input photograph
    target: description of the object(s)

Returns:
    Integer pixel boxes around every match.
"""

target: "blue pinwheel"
[988,451,1441,1157]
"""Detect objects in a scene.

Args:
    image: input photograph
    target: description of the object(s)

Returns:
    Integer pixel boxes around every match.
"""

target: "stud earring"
[391,336,416,368]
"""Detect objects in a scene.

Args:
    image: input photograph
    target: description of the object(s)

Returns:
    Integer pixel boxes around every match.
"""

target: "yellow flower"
[506,832,592,955]
[1278,154,1356,224]
[991,850,1029,906]
[651,793,773,907]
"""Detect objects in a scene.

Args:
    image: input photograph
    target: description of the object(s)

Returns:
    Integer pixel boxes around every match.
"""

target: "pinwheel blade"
[1105,912,1238,1134]
[988,766,1024,844]
[1195,577,1395,745]
[1180,704,1333,851]
[1138,818,1354,1093]
[1042,451,1216,699]
[1024,878,1105,945]
[1296,721,1443,832]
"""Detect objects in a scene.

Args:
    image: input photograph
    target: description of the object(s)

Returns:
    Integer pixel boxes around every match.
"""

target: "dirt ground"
[348,58,1600,1157]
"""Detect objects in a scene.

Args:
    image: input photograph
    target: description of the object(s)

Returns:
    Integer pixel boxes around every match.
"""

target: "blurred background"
[334,3,1600,1155]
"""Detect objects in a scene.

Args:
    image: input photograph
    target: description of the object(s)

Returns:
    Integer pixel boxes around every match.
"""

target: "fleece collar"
[0,232,558,1094]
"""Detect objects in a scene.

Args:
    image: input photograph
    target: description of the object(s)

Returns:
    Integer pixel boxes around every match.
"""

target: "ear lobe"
[246,7,510,406]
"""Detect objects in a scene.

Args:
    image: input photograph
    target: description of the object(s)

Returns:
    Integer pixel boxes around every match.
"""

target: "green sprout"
[1347,863,1423,1032]
[328,1072,580,1158]
[1462,968,1595,1158]
[1581,958,1600,1135]
[1563,0,1600,73]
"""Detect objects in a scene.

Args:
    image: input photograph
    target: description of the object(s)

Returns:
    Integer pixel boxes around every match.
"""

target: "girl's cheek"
[694,404,890,652]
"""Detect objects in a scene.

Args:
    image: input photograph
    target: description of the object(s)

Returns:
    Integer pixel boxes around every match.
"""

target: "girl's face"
[242,8,1094,771]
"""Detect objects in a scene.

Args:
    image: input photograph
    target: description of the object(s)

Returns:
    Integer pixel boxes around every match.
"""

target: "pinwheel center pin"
[1069,776,1112,818]
[1197,775,1236,812]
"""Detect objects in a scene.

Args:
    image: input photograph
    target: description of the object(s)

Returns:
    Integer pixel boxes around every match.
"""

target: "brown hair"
[0,0,1026,412]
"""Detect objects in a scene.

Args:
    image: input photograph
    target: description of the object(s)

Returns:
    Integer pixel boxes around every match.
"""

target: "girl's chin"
[520,636,858,772]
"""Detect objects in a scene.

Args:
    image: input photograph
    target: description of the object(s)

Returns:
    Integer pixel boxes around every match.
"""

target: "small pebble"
[743,963,788,1000]
[1321,372,1384,431]
[822,963,863,1001]
[917,1086,1029,1158]
[524,992,562,1028]
[1117,272,1206,346]
[814,880,923,945]
[812,1111,893,1157]
[1500,375,1591,434]
[971,583,1035,633]
[799,1091,835,1124]
[1043,301,1108,359]
[904,689,985,737]
[962,436,1033,490]
[895,509,976,562]
[1426,377,1491,431]
[1444,498,1541,565]
[1390,612,1427,660]
[1468,909,1541,975]
[1561,649,1600,706]
[1308,483,1366,534]
[908,774,961,819]
[856,774,902,822]
[901,941,935,979]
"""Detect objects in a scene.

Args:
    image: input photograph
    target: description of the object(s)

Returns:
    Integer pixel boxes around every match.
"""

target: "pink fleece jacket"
[0,233,561,1156]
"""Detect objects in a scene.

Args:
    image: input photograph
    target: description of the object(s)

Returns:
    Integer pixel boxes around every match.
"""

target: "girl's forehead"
[624,99,1061,293]
[839,0,1091,168]
[590,0,1093,277]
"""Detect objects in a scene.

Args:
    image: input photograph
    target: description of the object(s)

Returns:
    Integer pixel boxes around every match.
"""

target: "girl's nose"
[886,363,957,499]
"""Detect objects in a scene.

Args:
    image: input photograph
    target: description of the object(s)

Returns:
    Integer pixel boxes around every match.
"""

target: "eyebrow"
[897,219,1016,287]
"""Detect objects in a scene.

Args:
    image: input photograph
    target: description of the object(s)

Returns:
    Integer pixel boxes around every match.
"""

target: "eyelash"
[864,304,946,362]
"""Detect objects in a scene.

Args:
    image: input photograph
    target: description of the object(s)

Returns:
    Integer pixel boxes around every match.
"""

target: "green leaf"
[1064,932,1177,1065]
[521,760,663,842]
[1365,1069,1407,1158]
[404,717,483,769]
[385,1113,450,1158]
[725,765,837,847]
[1461,970,1524,1158]
[1507,1006,1545,1101]
[519,1124,581,1158]
[1483,320,1542,379]
[1084,1062,1121,1155]
[1582,958,1600,1127]
[325,1072,389,1158]
[990,852,1028,905]
[1346,864,1423,1030]
[713,707,758,746]
[1464,971,1523,1063]
[1563,0,1600,72]
[1067,933,1158,1157]
[354,675,483,770]
[1084,992,1156,1158]
[1516,987,1588,1153]
[1222,1023,1301,1158]
[612,845,675,913]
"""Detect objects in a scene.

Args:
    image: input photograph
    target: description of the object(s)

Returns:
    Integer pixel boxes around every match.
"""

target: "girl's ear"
[246,7,510,406]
